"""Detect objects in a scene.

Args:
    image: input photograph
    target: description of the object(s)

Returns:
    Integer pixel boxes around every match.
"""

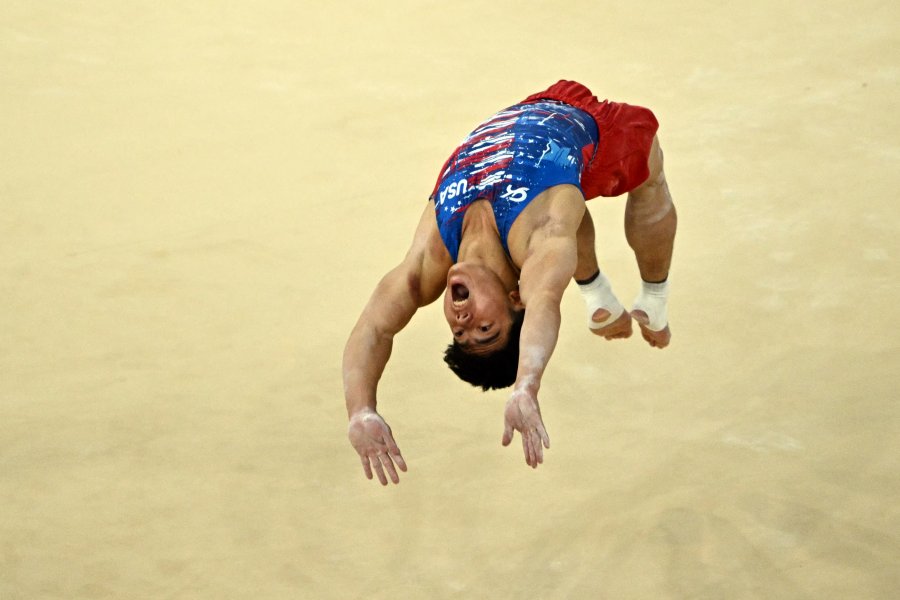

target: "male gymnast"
[342,80,677,485]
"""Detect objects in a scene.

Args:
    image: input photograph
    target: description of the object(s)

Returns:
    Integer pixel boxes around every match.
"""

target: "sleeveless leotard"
[430,100,598,261]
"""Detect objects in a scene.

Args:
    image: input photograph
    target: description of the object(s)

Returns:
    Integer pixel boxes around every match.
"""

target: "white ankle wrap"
[577,271,625,329]
[632,279,669,331]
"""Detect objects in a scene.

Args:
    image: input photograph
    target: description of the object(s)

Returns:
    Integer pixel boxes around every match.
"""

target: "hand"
[348,409,407,485]
[502,389,550,468]
[589,308,633,340]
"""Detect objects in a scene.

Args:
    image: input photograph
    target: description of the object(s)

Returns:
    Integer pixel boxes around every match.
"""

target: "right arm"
[342,202,449,484]
[342,263,423,417]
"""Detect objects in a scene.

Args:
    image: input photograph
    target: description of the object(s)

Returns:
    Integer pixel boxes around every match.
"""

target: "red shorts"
[521,80,659,198]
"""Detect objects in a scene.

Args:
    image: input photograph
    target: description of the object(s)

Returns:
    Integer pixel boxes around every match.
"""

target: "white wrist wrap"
[632,279,670,331]
[578,271,625,329]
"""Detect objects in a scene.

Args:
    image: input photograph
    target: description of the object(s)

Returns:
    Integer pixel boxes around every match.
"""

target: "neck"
[457,201,519,290]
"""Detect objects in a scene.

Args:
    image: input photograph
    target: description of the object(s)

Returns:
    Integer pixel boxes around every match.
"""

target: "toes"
[591,312,633,340]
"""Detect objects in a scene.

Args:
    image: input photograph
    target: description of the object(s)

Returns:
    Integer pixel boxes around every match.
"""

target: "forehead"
[459,330,503,351]
[460,337,506,356]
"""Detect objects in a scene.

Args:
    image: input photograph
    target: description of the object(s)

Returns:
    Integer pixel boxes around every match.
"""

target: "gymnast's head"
[441,262,525,390]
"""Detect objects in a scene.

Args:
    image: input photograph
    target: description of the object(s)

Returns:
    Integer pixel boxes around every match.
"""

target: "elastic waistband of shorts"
[521,80,611,121]
[521,80,659,198]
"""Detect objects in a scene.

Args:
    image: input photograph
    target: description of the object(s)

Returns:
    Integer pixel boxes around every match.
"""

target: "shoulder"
[402,200,452,306]
[507,185,585,265]
[512,186,584,303]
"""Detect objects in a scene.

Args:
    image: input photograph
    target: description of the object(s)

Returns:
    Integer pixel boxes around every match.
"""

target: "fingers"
[359,433,404,485]
[371,455,388,485]
[518,427,548,468]
[360,455,373,480]
[392,451,408,472]
[379,452,400,484]
[349,412,407,485]
[361,451,404,486]
[385,435,407,472]
[367,451,401,485]
[538,424,550,449]
[502,421,513,446]
[521,431,535,468]
[504,401,550,468]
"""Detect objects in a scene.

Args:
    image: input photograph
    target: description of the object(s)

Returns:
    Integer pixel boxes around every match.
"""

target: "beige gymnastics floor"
[1,1,898,598]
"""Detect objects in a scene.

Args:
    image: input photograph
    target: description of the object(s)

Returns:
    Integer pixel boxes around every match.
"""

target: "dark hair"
[443,310,525,391]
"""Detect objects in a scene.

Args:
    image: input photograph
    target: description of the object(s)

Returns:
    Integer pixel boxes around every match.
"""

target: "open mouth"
[451,283,469,306]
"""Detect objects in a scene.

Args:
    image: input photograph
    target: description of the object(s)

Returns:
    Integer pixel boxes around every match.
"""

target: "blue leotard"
[431,100,599,262]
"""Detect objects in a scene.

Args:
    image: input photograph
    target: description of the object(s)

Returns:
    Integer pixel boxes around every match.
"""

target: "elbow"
[405,272,424,307]
[527,292,564,318]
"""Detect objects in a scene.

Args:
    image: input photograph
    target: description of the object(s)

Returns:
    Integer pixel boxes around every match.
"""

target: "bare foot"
[631,310,671,348]
[589,309,633,340]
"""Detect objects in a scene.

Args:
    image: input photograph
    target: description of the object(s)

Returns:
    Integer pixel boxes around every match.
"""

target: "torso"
[415,179,586,306]
[431,100,598,262]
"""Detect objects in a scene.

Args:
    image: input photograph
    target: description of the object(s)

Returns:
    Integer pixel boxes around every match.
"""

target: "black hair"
[442,309,525,391]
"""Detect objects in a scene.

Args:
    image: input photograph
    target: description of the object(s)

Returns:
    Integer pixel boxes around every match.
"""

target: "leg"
[625,136,676,348]
[575,208,633,339]
[624,137,676,283]
[574,206,600,282]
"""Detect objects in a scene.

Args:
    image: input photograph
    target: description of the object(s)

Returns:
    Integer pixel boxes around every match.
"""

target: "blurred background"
[1,1,898,598]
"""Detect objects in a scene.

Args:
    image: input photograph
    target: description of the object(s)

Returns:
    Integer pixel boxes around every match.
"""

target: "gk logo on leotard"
[500,185,529,203]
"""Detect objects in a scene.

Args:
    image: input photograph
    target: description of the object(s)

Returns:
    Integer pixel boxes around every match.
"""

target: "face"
[443,263,519,355]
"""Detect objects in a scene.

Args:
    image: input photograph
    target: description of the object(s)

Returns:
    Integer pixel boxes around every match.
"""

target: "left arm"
[501,195,583,468]
[515,235,578,397]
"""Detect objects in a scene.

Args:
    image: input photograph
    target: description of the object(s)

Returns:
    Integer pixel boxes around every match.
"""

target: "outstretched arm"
[342,202,449,484]
[502,190,584,468]
[625,135,677,347]
[343,263,422,415]
[343,264,418,486]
